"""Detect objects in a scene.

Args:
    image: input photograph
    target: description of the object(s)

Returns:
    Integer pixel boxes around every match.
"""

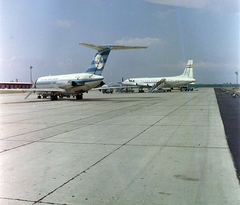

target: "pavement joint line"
[3,140,228,149]
[109,93,213,204]
[0,97,171,153]
[1,98,163,141]
[2,90,238,204]
[0,93,199,154]
[1,92,207,204]
[33,93,201,204]
[185,91,215,203]
[0,197,67,205]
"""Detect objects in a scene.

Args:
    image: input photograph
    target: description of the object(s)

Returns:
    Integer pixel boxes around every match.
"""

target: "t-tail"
[181,60,193,78]
[79,43,148,76]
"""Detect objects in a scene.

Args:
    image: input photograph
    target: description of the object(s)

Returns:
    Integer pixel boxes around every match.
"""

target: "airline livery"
[122,60,195,92]
[15,43,147,100]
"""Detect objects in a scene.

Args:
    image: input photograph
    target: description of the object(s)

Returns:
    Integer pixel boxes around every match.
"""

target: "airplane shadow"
[2,95,161,104]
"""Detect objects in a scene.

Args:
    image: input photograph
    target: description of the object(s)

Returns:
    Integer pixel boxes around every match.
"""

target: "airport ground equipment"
[180,86,194,91]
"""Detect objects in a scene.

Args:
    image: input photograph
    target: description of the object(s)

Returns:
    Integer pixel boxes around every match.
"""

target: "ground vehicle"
[102,89,113,94]
[180,86,193,91]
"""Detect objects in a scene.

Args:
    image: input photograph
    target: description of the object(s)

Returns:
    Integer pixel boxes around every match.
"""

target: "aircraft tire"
[76,94,83,100]
[51,95,58,101]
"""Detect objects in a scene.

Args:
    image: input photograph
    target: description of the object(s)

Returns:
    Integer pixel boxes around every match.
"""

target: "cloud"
[0,56,17,64]
[10,56,17,61]
[114,37,165,46]
[155,9,175,19]
[56,20,72,28]
[195,61,240,71]
[143,0,207,9]
[0,55,46,69]
[143,0,240,14]
[58,58,73,67]
[208,0,240,15]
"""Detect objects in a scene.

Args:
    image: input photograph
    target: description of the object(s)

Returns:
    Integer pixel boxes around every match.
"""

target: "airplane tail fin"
[181,60,193,78]
[79,43,147,76]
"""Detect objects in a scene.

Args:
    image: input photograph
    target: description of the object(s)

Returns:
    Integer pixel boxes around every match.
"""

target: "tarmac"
[0,88,239,205]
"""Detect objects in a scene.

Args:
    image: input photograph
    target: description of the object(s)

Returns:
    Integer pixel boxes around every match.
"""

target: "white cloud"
[144,0,208,9]
[0,56,17,64]
[56,20,72,28]
[155,9,175,19]
[114,37,165,46]
[10,56,17,61]
[209,0,240,15]
[195,61,240,71]
[143,0,240,14]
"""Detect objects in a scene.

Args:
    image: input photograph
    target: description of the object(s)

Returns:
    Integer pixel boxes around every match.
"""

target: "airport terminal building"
[0,82,32,89]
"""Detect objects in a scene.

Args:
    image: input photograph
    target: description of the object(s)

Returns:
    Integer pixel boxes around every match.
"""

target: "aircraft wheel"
[51,95,58,101]
[76,94,83,100]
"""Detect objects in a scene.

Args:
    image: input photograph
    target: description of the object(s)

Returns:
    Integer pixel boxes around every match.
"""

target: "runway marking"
[39,93,202,204]
[2,91,221,204]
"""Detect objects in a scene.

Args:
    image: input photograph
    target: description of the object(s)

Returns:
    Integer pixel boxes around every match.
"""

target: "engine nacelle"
[95,81,105,88]
[136,82,148,86]
[56,80,78,89]
[122,81,137,86]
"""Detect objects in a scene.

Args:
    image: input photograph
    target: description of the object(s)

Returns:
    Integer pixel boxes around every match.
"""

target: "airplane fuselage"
[36,73,104,94]
[122,60,195,91]
[123,76,195,88]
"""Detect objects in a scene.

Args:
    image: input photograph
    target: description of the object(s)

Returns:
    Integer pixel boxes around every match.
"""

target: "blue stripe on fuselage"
[36,78,103,86]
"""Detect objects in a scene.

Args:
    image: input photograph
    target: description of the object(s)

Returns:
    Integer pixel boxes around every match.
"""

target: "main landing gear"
[138,88,144,93]
[51,95,58,101]
[76,94,83,100]
[38,93,83,101]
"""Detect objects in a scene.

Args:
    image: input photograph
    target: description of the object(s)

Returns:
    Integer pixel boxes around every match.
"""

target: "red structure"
[0,82,32,89]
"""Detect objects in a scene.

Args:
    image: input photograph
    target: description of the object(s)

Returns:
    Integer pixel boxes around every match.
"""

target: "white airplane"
[12,43,147,100]
[122,60,195,92]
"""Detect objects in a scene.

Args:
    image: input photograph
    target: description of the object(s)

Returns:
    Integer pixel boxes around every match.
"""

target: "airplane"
[122,60,195,92]
[11,43,147,100]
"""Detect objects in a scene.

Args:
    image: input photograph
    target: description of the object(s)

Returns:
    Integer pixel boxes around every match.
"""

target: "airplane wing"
[5,88,65,99]
[6,88,63,92]
[135,82,154,87]
[123,78,166,89]
[95,86,126,90]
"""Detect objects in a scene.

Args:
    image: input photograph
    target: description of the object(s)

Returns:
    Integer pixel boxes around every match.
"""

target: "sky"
[0,0,239,84]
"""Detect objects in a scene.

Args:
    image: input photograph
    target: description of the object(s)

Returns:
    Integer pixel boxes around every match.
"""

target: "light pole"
[235,71,238,88]
[30,66,33,86]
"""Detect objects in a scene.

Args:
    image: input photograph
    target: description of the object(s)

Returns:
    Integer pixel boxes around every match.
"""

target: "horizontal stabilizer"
[79,42,148,51]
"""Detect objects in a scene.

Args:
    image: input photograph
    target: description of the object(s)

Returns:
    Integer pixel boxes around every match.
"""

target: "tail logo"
[94,54,104,69]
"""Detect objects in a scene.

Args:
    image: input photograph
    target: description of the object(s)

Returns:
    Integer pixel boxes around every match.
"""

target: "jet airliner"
[13,43,147,100]
[122,60,195,92]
